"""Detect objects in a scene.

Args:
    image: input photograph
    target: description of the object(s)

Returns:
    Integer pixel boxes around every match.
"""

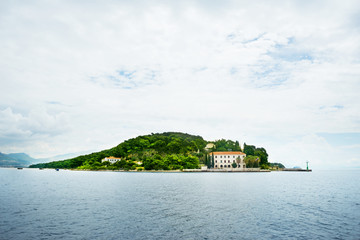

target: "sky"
[1,0,359,169]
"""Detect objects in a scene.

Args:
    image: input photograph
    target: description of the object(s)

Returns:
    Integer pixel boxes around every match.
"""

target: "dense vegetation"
[244,155,260,168]
[210,139,242,151]
[30,132,206,170]
[30,132,273,170]
[243,143,269,169]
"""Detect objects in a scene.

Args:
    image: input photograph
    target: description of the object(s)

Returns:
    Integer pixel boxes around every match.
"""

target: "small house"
[102,156,122,164]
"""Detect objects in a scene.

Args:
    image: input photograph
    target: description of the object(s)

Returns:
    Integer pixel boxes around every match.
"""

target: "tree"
[254,148,268,165]
[235,141,241,151]
[211,153,214,168]
[166,139,182,153]
[102,161,111,166]
[214,139,242,152]
[205,154,212,168]
[184,155,199,169]
[244,156,260,168]
[232,162,237,168]
[243,143,255,156]
[151,140,166,152]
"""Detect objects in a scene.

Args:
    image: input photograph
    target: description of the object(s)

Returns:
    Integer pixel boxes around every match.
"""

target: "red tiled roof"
[211,151,246,155]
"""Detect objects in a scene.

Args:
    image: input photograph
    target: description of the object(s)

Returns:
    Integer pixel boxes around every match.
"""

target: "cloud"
[0,107,70,156]
[0,107,69,141]
[89,68,160,89]
[0,0,359,167]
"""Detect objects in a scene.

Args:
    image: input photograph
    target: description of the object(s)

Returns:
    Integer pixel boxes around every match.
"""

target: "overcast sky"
[1,0,359,169]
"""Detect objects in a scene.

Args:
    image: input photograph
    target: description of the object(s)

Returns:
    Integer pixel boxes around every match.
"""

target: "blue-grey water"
[0,168,359,240]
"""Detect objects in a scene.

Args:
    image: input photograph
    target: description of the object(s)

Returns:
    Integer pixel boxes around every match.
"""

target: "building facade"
[212,151,246,169]
[102,156,122,164]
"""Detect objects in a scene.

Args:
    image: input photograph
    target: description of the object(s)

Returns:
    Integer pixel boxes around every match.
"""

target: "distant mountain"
[0,152,35,167]
[0,151,95,168]
[269,162,285,169]
[7,153,36,162]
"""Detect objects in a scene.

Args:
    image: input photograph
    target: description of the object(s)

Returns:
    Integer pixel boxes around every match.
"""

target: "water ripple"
[0,169,359,239]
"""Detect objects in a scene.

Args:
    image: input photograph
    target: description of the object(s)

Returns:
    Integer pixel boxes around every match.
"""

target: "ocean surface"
[0,168,359,240]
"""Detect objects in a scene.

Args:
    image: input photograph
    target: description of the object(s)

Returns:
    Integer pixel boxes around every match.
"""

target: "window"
[228,160,230,163]
[215,160,217,163]
[215,156,217,158]
[228,165,230,168]
[233,160,235,163]
[228,156,230,158]
[215,165,217,168]
[233,156,235,158]
[220,160,222,163]
[220,165,223,168]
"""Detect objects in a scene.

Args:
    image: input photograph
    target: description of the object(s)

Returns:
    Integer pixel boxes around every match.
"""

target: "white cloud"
[0,107,70,155]
[0,0,359,167]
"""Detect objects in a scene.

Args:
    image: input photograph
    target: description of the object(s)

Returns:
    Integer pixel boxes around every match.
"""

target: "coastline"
[12,167,272,173]
[183,168,270,172]
[4,167,312,173]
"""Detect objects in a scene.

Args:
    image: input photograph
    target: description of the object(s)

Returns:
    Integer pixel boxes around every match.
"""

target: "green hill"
[29,132,270,170]
[30,132,207,170]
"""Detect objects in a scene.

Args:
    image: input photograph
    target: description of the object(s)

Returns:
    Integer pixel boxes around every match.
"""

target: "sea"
[0,168,359,240]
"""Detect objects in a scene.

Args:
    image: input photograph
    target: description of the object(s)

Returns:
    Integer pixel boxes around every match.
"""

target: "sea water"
[0,168,359,239]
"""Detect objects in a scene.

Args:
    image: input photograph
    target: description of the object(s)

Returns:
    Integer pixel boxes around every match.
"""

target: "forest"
[30,132,274,170]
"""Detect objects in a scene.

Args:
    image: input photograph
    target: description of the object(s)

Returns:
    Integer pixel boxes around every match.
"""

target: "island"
[30,132,280,172]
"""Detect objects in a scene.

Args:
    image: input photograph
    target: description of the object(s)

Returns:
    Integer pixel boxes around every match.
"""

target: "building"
[205,143,216,151]
[102,156,122,164]
[211,151,246,169]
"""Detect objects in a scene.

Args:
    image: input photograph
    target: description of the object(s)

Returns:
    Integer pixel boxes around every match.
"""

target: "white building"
[102,156,122,164]
[205,143,216,151]
[211,151,246,169]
